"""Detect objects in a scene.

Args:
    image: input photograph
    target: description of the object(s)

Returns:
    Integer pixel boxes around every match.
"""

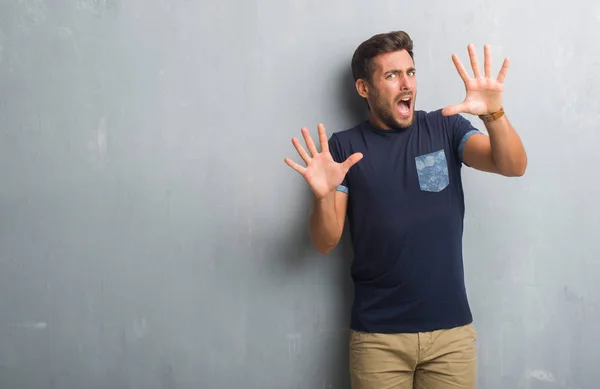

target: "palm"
[442,44,510,117]
[303,152,347,197]
[285,124,363,199]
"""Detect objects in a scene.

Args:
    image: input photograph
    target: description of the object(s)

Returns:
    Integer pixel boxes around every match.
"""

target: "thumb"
[441,103,466,116]
[341,152,363,172]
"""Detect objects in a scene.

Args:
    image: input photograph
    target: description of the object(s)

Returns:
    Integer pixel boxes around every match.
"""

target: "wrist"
[479,106,504,122]
[482,111,508,131]
[315,190,335,203]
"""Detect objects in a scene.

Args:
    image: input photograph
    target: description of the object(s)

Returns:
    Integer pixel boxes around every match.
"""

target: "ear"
[355,79,369,99]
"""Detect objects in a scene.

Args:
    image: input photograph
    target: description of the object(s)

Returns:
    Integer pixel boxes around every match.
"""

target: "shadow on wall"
[321,63,364,388]
[332,223,356,388]
[270,63,362,388]
[338,62,368,127]
[273,62,365,272]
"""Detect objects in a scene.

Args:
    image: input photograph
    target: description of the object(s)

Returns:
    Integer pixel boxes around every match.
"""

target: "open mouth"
[397,96,412,117]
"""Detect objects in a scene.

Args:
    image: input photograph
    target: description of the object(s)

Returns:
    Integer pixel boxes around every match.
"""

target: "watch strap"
[479,107,505,122]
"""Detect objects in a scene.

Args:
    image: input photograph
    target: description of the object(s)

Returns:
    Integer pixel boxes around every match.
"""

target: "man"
[284,31,526,389]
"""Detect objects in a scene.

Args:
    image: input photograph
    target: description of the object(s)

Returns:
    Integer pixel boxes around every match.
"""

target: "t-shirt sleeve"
[327,134,349,194]
[446,113,482,165]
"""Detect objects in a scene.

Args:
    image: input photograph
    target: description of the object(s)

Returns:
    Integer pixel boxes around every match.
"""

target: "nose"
[398,73,410,90]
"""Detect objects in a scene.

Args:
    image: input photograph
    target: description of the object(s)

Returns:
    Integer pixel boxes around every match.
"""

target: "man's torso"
[328,109,480,333]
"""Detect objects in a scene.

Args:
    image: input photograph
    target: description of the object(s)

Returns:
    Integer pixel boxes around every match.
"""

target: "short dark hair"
[351,30,414,83]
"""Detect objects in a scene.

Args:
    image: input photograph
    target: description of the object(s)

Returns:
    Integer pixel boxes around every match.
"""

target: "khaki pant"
[349,323,477,389]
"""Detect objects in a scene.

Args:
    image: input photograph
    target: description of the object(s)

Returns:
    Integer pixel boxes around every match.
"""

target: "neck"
[368,115,391,131]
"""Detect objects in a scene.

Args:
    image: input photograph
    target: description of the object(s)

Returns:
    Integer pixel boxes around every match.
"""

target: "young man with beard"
[284,31,527,389]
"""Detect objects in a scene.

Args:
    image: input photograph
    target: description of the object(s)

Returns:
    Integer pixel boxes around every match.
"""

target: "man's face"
[357,49,417,130]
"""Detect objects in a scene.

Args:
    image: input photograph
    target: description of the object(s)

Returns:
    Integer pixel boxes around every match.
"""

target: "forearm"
[485,114,527,176]
[308,192,343,254]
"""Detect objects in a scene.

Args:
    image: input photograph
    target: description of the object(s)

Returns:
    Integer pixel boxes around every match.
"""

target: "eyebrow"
[385,67,416,75]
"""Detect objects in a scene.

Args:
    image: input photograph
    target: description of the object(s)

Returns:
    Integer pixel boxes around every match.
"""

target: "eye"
[386,73,396,79]
[408,71,415,76]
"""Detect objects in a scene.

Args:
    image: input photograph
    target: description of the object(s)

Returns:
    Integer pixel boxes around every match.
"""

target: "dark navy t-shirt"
[328,109,480,333]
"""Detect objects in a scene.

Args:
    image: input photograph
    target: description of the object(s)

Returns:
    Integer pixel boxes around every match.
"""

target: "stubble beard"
[371,89,415,130]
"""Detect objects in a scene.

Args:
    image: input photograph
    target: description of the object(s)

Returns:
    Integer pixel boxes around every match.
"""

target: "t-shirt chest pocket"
[414,149,449,192]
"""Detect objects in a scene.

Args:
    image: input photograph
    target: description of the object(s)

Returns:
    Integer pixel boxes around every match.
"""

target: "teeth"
[401,97,410,101]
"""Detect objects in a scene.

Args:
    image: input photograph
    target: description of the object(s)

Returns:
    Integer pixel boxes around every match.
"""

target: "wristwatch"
[479,107,504,122]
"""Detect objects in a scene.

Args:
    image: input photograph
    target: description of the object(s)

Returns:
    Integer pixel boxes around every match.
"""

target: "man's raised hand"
[284,124,363,199]
[442,44,510,117]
